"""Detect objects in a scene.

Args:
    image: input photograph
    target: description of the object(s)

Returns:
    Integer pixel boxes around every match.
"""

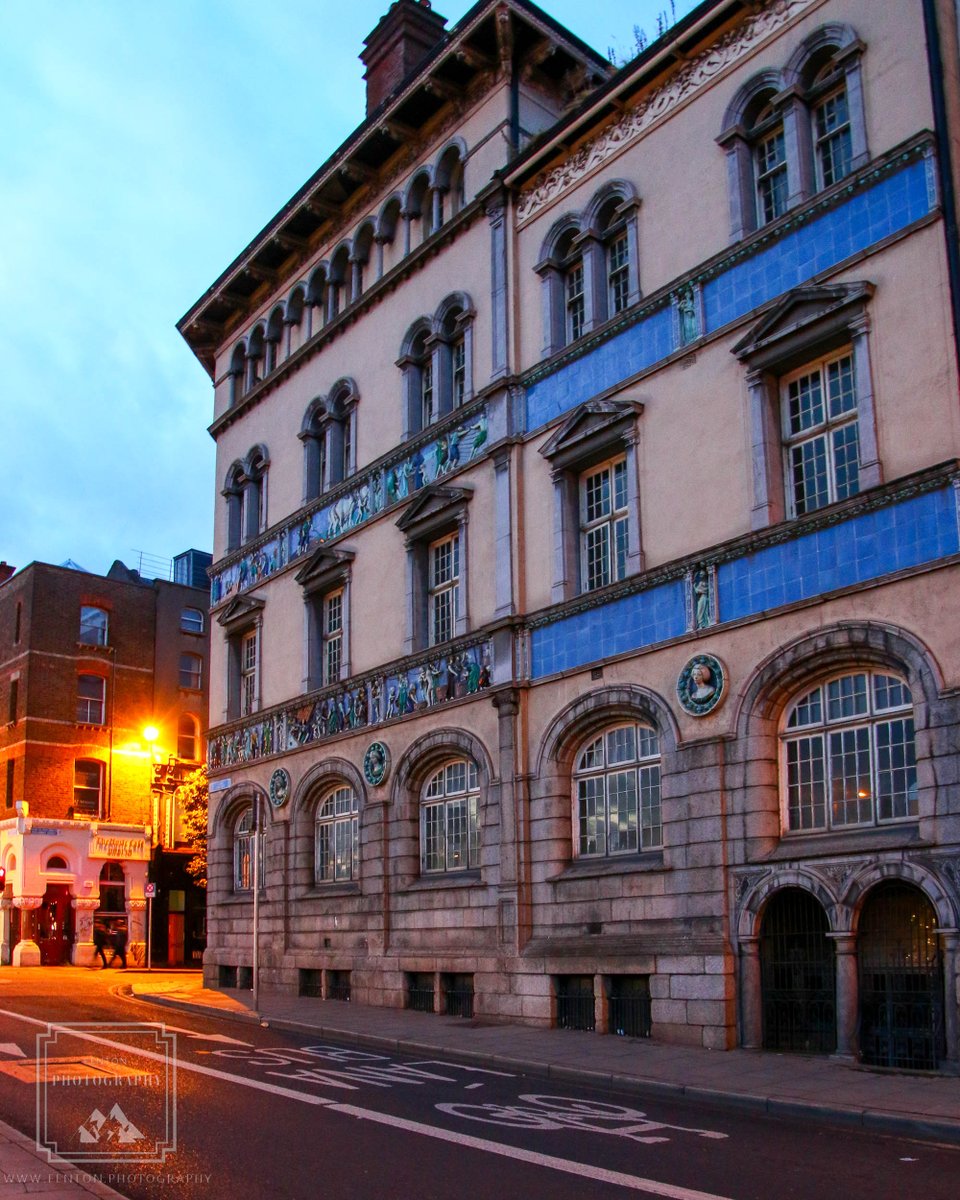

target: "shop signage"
[89,834,150,861]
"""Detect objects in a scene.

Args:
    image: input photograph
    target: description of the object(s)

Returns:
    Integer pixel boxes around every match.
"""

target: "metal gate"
[858,882,944,1070]
[760,889,836,1054]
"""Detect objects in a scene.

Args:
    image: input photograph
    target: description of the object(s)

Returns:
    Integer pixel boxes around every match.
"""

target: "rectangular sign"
[89,835,150,861]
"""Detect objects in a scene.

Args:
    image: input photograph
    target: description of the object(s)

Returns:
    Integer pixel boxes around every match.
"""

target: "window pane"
[787,687,822,729]
[606,726,636,766]
[826,355,856,418]
[787,372,825,435]
[790,434,830,515]
[636,725,660,760]
[79,606,108,646]
[639,763,662,850]
[179,653,202,689]
[422,803,446,872]
[577,777,606,856]
[827,674,868,721]
[873,675,912,712]
[577,735,603,771]
[584,525,610,591]
[77,675,105,724]
[445,797,468,870]
[829,726,872,826]
[583,467,611,523]
[181,608,204,634]
[816,89,852,186]
[831,422,860,501]
[606,770,638,853]
[876,717,917,821]
[786,735,826,830]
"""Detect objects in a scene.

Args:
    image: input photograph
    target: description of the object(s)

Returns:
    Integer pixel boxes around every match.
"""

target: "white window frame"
[179,652,203,691]
[321,589,344,687]
[573,722,662,857]
[73,759,104,816]
[428,533,460,647]
[781,671,917,834]
[579,456,629,593]
[315,785,359,883]
[420,759,480,874]
[240,630,259,718]
[181,607,204,635]
[77,674,106,725]
[79,606,108,647]
[781,348,859,518]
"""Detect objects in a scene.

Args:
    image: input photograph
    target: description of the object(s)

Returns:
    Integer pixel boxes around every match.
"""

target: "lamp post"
[143,725,159,973]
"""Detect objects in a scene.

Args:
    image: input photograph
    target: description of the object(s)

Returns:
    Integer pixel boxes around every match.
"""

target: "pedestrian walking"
[91,919,109,968]
[107,920,128,969]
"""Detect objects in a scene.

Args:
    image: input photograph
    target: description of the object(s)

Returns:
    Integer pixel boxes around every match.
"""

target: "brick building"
[181,0,960,1069]
[0,552,210,965]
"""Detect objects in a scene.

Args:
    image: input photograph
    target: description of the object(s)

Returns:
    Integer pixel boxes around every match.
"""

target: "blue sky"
[1,0,696,579]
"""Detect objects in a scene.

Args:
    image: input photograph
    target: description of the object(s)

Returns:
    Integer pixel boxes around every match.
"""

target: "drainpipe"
[922,0,960,367]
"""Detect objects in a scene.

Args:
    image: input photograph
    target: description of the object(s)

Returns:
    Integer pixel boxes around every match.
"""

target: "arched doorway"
[858,882,944,1070]
[760,888,836,1053]
[37,884,73,965]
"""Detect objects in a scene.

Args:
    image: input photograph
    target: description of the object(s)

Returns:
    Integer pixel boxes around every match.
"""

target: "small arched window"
[782,670,917,833]
[181,607,204,634]
[420,759,480,874]
[46,855,68,870]
[573,722,661,857]
[315,785,359,883]
[265,306,284,374]
[246,325,266,392]
[228,343,247,406]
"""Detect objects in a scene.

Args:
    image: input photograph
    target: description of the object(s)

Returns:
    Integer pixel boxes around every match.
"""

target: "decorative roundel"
[268,768,291,808]
[677,653,726,717]
[363,741,390,787]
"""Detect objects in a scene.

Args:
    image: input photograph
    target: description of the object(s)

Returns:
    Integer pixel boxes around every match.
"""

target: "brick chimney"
[361,0,447,115]
[0,562,15,585]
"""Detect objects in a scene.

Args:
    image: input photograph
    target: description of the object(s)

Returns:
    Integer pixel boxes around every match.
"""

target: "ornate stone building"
[181,0,960,1069]
[0,553,210,965]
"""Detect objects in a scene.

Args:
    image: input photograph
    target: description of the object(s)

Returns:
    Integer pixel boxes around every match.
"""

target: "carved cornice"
[516,0,822,225]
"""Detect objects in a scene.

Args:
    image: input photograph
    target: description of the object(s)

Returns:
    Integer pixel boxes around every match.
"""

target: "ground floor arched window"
[760,888,836,1053]
[97,861,126,919]
[858,882,944,1070]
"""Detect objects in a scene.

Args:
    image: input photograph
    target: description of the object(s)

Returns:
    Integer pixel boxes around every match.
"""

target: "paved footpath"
[128,974,960,1145]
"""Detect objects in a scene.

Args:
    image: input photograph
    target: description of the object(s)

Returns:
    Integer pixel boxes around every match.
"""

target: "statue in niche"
[469,413,488,457]
[417,664,431,707]
[298,519,312,556]
[385,685,399,719]
[428,661,443,705]
[694,568,711,629]
[448,427,464,471]
[370,677,383,722]
[678,286,698,345]
[435,435,449,477]
[385,468,399,506]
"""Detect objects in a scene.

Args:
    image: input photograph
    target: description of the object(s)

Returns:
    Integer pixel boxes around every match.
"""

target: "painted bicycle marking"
[436,1094,729,1145]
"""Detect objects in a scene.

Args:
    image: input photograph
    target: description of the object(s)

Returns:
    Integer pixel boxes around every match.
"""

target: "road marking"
[0,1042,25,1058]
[143,1023,253,1047]
[330,1102,736,1200]
[0,1009,734,1199]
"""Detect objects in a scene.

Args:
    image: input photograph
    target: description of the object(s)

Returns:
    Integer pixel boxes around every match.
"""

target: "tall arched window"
[178,714,200,761]
[573,722,662,857]
[781,670,917,833]
[234,808,255,891]
[228,343,246,406]
[420,759,480,874]
[315,785,359,883]
[97,862,125,917]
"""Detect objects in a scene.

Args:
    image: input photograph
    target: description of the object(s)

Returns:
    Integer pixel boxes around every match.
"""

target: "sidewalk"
[128,974,960,1145]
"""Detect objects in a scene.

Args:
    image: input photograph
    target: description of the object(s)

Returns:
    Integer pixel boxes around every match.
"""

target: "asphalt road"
[0,969,953,1200]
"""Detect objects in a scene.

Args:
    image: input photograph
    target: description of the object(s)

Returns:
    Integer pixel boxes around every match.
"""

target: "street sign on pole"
[144,883,156,971]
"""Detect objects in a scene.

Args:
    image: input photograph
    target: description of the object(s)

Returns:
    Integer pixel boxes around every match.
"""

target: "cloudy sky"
[1,0,696,580]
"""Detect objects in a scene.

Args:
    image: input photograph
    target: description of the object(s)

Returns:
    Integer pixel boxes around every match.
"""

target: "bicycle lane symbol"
[435,1095,729,1145]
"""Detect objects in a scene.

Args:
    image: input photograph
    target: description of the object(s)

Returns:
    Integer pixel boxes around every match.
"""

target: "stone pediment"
[395,484,472,534]
[294,546,355,592]
[538,399,643,468]
[215,593,265,629]
[733,282,874,363]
